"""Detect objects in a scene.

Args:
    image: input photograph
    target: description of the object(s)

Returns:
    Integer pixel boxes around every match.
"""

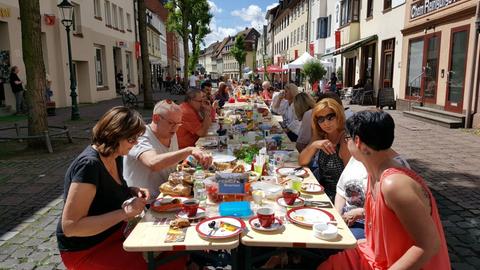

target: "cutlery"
[206,221,218,238]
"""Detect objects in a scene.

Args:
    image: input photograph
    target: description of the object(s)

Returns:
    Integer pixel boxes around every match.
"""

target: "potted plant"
[302,60,327,93]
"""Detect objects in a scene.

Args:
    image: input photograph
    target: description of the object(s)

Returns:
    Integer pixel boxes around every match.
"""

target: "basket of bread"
[159,171,193,197]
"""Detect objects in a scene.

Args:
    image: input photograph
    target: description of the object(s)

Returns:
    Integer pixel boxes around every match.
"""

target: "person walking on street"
[9,66,25,115]
[329,72,338,96]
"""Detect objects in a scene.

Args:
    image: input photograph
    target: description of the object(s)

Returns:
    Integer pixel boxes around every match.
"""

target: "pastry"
[170,218,190,228]
[159,182,192,197]
[232,164,245,173]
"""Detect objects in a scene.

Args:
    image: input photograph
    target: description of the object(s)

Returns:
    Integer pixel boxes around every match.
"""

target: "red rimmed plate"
[300,183,324,193]
[286,207,334,227]
[276,197,305,208]
[196,216,246,239]
[150,197,189,213]
[248,216,283,231]
[176,207,206,220]
[276,167,308,178]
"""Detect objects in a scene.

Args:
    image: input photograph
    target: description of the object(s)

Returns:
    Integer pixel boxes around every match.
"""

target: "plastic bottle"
[193,166,207,204]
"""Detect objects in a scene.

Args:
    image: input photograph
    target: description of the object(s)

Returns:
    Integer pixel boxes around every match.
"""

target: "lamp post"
[58,0,80,120]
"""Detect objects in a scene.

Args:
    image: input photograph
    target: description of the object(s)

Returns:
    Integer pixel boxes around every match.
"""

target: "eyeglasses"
[344,134,352,143]
[317,113,336,124]
[126,135,140,144]
[159,114,182,128]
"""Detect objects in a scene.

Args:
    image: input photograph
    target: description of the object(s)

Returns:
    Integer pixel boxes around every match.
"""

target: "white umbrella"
[286,52,314,69]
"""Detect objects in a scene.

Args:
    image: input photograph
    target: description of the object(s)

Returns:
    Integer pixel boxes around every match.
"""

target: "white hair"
[153,100,181,117]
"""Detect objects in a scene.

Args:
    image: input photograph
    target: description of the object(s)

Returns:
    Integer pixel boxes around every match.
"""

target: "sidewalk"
[0,99,478,269]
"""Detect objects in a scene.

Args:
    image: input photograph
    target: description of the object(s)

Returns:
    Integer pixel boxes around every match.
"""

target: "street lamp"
[58,0,80,120]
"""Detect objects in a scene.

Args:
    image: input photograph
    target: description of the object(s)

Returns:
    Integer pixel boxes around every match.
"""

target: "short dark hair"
[185,88,202,102]
[345,110,395,151]
[92,106,146,156]
[201,80,212,89]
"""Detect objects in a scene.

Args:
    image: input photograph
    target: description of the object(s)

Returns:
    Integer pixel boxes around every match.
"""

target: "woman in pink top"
[319,110,450,270]
[261,81,273,100]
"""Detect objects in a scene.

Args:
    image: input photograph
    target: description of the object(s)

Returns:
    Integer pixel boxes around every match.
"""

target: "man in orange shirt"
[177,89,213,149]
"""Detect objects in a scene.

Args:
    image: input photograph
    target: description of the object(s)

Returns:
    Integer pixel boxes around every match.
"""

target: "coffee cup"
[182,198,200,217]
[257,207,275,228]
[282,188,299,205]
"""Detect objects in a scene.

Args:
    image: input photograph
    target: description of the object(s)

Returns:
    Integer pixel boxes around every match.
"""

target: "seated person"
[214,82,229,108]
[281,83,301,142]
[123,100,212,198]
[319,110,450,270]
[298,98,351,199]
[261,81,273,100]
[177,89,213,149]
[294,92,316,152]
[57,106,186,269]
[201,81,218,120]
[335,153,410,240]
[270,89,288,115]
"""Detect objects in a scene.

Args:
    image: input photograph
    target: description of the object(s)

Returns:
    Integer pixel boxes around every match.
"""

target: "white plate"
[286,207,334,227]
[200,141,218,148]
[276,197,305,207]
[213,153,237,163]
[276,167,308,177]
[248,216,283,231]
[176,207,206,220]
[196,216,246,239]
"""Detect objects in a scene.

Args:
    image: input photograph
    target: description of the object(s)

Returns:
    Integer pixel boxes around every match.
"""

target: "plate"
[150,197,188,213]
[176,207,206,220]
[301,183,324,193]
[196,216,246,239]
[276,197,305,208]
[248,216,283,231]
[200,141,218,148]
[212,153,237,163]
[286,207,334,227]
[276,167,308,177]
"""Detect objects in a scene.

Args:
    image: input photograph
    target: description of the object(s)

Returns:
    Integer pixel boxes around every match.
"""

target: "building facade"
[398,0,479,123]
[0,0,138,109]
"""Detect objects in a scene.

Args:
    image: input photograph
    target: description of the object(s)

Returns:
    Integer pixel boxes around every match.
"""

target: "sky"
[203,0,279,48]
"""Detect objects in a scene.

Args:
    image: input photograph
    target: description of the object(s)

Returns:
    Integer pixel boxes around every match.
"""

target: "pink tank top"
[360,167,451,269]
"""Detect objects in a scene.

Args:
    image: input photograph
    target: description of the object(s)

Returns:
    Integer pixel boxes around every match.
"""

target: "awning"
[321,35,377,57]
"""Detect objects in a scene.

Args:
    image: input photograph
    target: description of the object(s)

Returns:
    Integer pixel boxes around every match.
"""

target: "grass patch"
[0,114,28,123]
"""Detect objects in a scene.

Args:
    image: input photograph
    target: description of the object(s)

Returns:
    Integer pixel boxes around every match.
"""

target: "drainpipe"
[465,1,480,128]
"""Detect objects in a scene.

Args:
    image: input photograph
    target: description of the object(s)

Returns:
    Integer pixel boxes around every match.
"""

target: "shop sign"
[0,7,11,18]
[411,0,457,19]
[335,31,341,49]
[309,43,314,56]
[116,41,128,48]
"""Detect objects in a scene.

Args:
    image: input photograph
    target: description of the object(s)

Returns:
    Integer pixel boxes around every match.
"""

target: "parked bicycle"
[120,84,138,108]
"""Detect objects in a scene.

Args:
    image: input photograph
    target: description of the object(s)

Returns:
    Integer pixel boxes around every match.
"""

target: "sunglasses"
[317,113,336,124]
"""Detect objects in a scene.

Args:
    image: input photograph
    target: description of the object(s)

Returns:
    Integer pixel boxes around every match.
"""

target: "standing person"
[177,89,213,149]
[56,106,187,269]
[9,66,25,115]
[157,74,163,92]
[298,98,351,198]
[116,70,124,93]
[188,71,198,88]
[123,100,212,197]
[329,72,338,96]
[319,110,450,270]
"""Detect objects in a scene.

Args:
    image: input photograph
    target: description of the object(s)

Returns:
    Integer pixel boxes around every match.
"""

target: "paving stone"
[23,238,47,247]
[454,246,476,257]
[7,236,29,245]
[55,262,67,270]
[0,258,18,269]
[11,247,34,259]
[465,256,480,266]
[0,231,19,242]
[26,251,49,264]
[15,262,36,270]
[451,263,476,270]
[0,195,26,206]
[34,265,56,270]
[0,244,19,255]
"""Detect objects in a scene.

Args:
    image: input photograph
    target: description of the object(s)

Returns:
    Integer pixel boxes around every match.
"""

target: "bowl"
[313,222,338,240]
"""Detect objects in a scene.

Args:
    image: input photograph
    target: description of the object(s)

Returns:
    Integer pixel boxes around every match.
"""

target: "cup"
[257,207,275,228]
[288,176,303,192]
[182,198,200,217]
[282,188,299,206]
[313,222,338,240]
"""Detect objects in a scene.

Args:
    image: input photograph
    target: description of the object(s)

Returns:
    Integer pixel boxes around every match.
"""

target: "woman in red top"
[318,110,450,270]
[261,81,273,100]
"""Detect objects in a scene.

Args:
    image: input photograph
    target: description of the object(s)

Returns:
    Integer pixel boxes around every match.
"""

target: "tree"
[18,0,48,147]
[230,35,247,80]
[165,0,212,89]
[137,0,153,109]
[302,60,326,91]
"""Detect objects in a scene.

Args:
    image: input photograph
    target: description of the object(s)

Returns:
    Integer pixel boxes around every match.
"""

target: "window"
[94,0,101,18]
[384,0,392,10]
[112,4,118,28]
[72,3,81,34]
[297,28,300,44]
[317,17,328,39]
[94,46,106,86]
[126,13,131,30]
[105,0,111,26]
[367,0,373,18]
[301,25,304,41]
[340,0,360,26]
[327,15,331,37]
[119,7,124,30]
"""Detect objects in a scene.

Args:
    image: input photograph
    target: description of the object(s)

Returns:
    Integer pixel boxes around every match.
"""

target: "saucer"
[276,197,305,207]
[176,207,206,220]
[248,216,283,231]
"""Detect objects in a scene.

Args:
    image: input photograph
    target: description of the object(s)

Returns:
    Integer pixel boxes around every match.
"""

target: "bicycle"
[120,84,138,108]
[171,83,185,95]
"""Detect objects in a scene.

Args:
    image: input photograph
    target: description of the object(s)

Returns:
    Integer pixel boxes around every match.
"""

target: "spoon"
[206,221,218,238]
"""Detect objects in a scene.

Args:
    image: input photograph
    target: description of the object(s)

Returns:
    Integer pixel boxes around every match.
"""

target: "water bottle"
[193,166,207,204]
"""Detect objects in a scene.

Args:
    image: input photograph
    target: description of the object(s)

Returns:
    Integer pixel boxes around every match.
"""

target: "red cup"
[282,188,299,205]
[257,207,275,228]
[182,199,200,217]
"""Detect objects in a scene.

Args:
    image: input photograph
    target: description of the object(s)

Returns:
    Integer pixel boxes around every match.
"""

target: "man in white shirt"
[188,71,198,88]
[123,100,212,197]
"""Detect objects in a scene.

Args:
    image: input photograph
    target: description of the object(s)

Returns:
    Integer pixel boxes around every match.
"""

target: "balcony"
[339,22,360,46]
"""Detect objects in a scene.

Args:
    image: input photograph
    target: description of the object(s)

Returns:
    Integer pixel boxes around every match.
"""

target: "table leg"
[147,251,156,270]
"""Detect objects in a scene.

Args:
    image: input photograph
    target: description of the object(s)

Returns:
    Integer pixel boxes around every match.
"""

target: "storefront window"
[424,36,440,99]
[406,39,424,97]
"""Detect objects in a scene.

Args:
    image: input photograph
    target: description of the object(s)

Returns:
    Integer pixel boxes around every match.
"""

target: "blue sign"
[216,172,247,194]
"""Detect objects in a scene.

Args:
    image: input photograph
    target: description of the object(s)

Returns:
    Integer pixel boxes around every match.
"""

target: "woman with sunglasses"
[298,98,351,198]
[57,106,187,269]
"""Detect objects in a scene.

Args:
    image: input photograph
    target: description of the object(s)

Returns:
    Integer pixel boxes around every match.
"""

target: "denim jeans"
[14,91,24,113]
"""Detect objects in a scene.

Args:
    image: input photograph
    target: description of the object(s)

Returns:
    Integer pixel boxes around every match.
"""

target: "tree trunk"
[239,64,242,81]
[137,0,153,109]
[18,0,48,148]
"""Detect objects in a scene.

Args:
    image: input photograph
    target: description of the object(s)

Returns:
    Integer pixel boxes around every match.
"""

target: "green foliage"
[230,35,247,78]
[302,60,327,85]
[336,66,343,81]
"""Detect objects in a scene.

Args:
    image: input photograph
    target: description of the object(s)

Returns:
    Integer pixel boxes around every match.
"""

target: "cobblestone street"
[0,97,479,269]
